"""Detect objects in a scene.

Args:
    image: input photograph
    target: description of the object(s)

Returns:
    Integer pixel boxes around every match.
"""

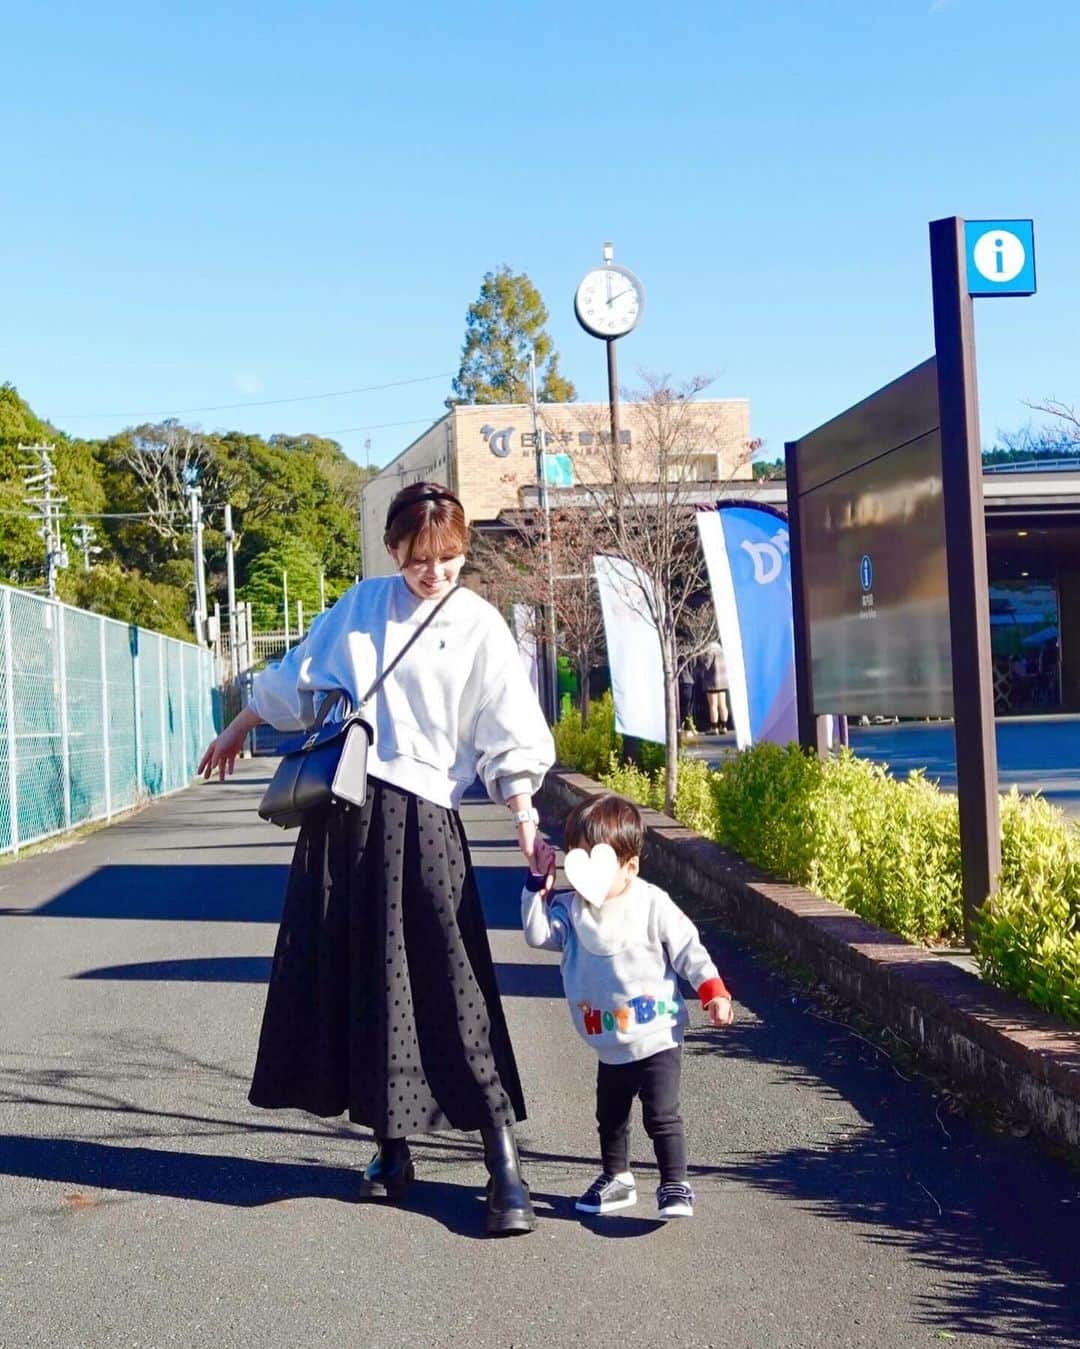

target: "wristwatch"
[513,807,540,826]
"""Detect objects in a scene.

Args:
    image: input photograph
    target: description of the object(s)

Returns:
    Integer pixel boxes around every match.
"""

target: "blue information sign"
[544,453,573,488]
[964,219,1036,297]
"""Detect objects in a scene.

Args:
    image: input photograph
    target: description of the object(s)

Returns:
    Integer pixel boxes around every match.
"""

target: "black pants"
[596,1047,685,1184]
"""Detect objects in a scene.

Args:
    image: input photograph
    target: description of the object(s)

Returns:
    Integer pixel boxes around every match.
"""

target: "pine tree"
[449,266,576,406]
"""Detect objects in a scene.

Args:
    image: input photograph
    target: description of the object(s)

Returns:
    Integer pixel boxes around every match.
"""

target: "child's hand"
[530,836,557,897]
[706,996,734,1028]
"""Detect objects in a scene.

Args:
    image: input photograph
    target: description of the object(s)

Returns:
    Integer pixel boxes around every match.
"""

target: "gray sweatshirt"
[522,876,730,1065]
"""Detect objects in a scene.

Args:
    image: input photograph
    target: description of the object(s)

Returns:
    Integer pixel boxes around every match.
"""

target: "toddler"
[523,792,733,1219]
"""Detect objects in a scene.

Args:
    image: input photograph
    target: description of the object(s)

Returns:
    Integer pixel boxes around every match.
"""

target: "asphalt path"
[1,760,1078,1349]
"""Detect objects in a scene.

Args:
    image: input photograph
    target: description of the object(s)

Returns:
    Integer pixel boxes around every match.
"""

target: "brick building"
[360,399,755,577]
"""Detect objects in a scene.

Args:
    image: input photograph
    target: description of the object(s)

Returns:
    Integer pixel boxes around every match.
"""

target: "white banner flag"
[593,554,666,744]
[511,603,539,695]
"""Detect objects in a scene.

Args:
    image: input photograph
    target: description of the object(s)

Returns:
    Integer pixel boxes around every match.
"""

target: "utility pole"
[282,569,290,649]
[530,350,559,721]
[73,521,101,572]
[20,443,67,599]
[224,503,239,678]
[319,568,326,612]
[184,471,208,643]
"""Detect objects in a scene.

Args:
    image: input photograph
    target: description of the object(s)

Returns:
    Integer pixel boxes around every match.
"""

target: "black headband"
[385,488,462,530]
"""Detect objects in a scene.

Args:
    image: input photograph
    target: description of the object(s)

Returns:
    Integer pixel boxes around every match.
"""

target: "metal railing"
[0,583,218,855]
[982,457,1080,474]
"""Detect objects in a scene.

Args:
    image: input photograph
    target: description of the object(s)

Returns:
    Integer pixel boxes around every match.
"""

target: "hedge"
[552,697,1080,1025]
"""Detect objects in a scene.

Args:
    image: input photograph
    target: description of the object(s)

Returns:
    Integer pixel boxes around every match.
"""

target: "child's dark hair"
[563,793,644,864]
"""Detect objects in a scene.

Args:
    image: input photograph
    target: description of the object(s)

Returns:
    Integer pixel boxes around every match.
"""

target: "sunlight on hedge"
[556,695,1080,1025]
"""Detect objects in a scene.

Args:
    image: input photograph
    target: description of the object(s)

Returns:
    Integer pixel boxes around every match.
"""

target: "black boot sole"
[485,1206,538,1236]
[357,1160,415,1201]
[484,1179,537,1235]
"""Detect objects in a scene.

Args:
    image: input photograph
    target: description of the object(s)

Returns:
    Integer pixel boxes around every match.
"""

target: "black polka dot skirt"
[248,777,526,1135]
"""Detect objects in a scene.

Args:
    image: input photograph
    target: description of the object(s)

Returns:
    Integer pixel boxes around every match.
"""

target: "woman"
[198,482,554,1236]
[696,641,729,734]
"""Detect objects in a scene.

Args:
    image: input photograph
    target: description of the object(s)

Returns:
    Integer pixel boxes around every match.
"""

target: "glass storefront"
[989,580,1061,713]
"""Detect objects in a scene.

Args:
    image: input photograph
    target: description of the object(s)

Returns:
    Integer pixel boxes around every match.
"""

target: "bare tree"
[554,375,758,813]
[1024,398,1080,445]
[471,507,605,720]
[118,421,211,550]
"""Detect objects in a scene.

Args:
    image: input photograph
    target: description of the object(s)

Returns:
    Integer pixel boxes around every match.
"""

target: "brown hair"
[563,793,644,864]
[383,481,469,563]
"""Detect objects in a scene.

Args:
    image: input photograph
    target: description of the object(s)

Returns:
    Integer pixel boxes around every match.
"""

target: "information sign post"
[930,215,1035,937]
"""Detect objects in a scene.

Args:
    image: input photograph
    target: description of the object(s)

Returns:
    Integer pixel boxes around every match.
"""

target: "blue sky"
[2,0,1077,469]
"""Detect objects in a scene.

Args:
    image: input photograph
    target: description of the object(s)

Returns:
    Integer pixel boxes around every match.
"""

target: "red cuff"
[698,977,731,1007]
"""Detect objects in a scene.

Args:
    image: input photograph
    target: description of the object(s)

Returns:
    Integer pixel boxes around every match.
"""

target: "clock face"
[574,263,645,339]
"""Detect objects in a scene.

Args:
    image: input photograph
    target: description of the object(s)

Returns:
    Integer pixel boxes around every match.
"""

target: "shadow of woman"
[1,1133,675,1242]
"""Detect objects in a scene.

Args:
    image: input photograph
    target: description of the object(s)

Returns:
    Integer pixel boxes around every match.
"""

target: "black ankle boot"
[357,1137,414,1201]
[480,1126,536,1236]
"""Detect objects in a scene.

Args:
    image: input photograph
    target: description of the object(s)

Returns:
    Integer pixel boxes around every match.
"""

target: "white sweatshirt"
[522,875,730,1065]
[250,576,555,810]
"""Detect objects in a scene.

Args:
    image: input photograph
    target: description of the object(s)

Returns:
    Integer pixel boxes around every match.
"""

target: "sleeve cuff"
[698,977,731,1006]
[498,775,537,804]
[524,873,549,893]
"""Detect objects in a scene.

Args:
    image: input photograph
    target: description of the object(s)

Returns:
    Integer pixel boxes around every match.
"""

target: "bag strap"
[304,688,349,741]
[355,584,459,711]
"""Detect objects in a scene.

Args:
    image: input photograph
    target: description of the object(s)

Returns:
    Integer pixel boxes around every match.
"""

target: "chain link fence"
[0,583,218,855]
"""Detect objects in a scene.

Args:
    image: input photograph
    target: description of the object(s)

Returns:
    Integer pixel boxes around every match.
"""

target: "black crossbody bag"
[257,586,458,829]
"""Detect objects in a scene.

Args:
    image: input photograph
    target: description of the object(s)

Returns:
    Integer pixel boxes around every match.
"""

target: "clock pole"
[574,241,644,553]
[529,348,559,722]
[603,244,624,545]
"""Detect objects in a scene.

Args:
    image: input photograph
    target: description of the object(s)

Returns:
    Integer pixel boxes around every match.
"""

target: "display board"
[790,358,953,717]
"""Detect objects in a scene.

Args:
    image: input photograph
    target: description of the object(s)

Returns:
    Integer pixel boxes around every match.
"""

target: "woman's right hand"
[198,707,262,781]
[530,836,558,897]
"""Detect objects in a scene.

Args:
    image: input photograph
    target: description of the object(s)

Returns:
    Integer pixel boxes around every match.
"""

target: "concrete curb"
[538,768,1080,1152]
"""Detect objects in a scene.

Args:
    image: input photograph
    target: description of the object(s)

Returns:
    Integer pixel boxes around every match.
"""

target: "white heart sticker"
[563,843,620,909]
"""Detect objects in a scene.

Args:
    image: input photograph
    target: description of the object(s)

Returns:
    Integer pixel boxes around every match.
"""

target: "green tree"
[1,384,369,635]
[241,536,324,630]
[59,562,193,639]
[449,266,576,406]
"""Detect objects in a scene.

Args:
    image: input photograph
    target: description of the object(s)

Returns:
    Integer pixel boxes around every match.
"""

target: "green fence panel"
[138,630,166,798]
[10,589,64,847]
[105,619,139,814]
[0,583,216,855]
[64,604,107,827]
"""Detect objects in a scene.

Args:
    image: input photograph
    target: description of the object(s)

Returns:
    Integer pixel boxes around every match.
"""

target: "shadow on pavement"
[0,1132,600,1241]
[0,864,289,922]
[1,1134,362,1207]
[73,957,275,982]
[683,924,1080,1346]
[3,860,516,929]
[69,956,564,998]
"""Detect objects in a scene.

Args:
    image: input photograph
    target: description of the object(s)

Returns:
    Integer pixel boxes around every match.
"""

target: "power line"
[320,416,437,435]
[53,373,455,422]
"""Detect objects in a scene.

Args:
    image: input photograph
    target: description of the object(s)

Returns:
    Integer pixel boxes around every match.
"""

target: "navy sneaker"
[656,1181,695,1219]
[575,1172,637,1214]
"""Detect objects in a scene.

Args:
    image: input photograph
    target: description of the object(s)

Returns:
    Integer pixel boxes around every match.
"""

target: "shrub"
[598,735,720,838]
[552,691,623,780]
[808,753,962,943]
[976,790,1080,1023]
[710,742,825,890]
[601,757,662,811]
[554,696,1080,1025]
